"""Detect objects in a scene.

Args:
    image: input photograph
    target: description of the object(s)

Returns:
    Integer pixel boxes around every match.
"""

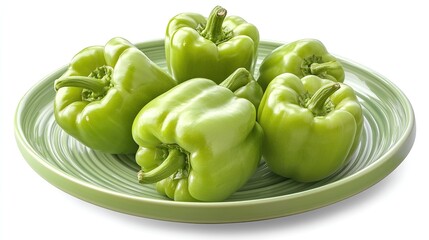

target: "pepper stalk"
[306,82,341,116]
[219,68,263,110]
[138,148,187,184]
[301,55,343,81]
[199,6,230,45]
[54,66,113,101]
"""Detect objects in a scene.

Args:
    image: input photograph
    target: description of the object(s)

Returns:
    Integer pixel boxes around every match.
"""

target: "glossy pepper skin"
[257,73,363,182]
[54,37,177,154]
[165,5,259,84]
[257,39,345,90]
[132,68,263,201]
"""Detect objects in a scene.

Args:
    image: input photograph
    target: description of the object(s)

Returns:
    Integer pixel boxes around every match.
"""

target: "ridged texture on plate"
[15,40,415,222]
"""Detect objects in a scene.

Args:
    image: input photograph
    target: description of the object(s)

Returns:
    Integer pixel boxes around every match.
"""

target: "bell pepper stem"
[138,148,186,184]
[307,83,341,116]
[219,68,252,92]
[310,61,342,76]
[200,5,227,44]
[54,76,107,94]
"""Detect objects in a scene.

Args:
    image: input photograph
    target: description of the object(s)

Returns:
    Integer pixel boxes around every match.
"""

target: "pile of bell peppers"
[53,6,363,202]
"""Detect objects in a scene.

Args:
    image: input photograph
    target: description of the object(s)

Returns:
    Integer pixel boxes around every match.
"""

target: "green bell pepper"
[257,73,363,182]
[165,5,259,84]
[257,38,345,90]
[54,37,177,154]
[132,68,263,201]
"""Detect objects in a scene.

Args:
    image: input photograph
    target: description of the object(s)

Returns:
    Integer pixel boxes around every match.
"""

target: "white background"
[1,0,427,239]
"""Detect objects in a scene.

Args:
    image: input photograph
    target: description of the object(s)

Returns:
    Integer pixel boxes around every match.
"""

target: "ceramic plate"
[14,40,416,223]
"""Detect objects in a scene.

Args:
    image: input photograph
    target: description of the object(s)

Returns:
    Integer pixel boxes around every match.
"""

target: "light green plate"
[15,40,416,223]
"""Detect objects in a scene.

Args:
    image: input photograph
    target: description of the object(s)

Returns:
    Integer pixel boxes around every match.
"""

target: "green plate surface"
[15,40,416,223]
